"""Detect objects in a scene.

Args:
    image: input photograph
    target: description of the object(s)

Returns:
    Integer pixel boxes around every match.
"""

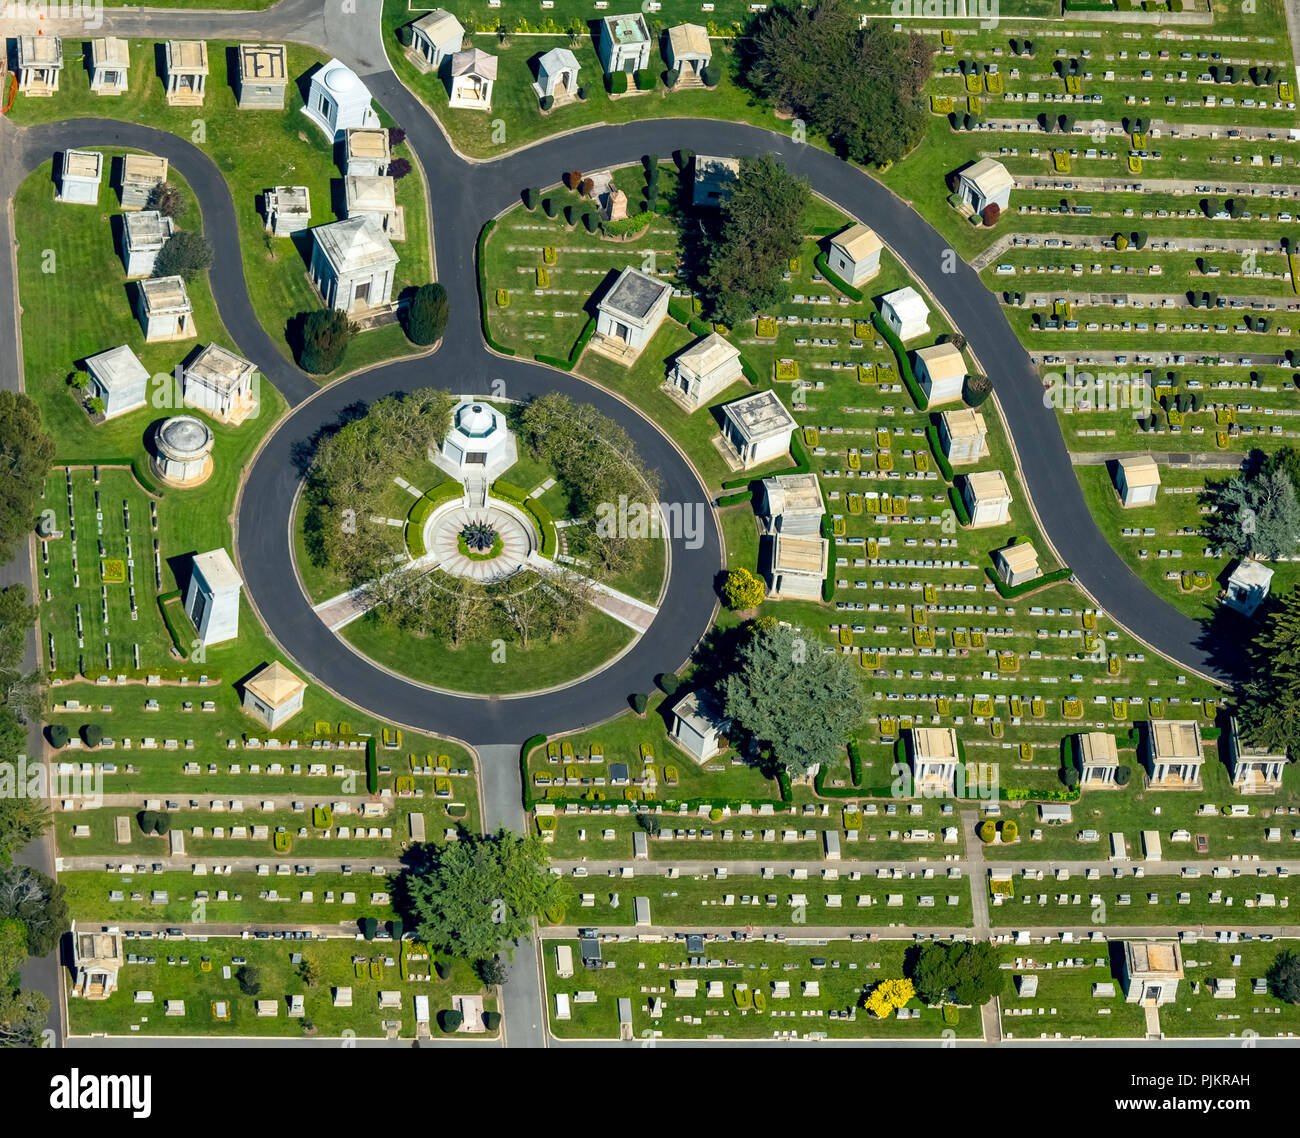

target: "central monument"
[432,399,518,482]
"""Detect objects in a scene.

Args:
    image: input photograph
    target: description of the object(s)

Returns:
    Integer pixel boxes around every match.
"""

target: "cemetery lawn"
[15,154,249,451]
[1158,940,1300,1039]
[66,936,497,1039]
[342,594,636,695]
[540,936,983,1041]
[384,3,798,161]
[1075,464,1300,621]
[7,40,433,379]
[998,941,1150,1040]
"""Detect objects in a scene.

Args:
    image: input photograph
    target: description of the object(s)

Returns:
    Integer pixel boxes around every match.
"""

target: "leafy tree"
[0,986,50,1048]
[1202,466,1300,562]
[910,941,1006,1006]
[297,955,323,987]
[718,623,860,778]
[235,965,261,996]
[297,308,355,375]
[963,373,993,408]
[475,956,509,987]
[145,181,186,220]
[0,393,55,564]
[0,866,67,958]
[88,397,105,416]
[0,797,50,861]
[388,157,412,181]
[1061,764,1080,788]
[387,126,407,148]
[635,812,661,836]
[864,977,914,1018]
[1267,949,1300,1003]
[722,567,766,610]
[738,0,931,166]
[405,282,449,346]
[395,829,569,961]
[152,231,213,282]
[701,154,809,326]
[1236,586,1300,758]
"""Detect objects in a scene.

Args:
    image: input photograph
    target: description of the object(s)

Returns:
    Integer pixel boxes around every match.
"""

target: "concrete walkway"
[1069,450,1242,468]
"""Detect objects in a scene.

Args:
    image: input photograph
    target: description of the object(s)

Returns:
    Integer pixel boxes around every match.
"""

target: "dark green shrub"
[542,197,557,218]
[138,810,157,835]
[631,692,649,715]
[235,965,261,996]
[405,282,448,346]
[439,1008,463,1032]
[659,672,680,696]
[154,812,171,836]
[1115,766,1132,786]
[635,68,654,90]
[964,373,993,407]
[664,67,679,87]
[153,231,213,282]
[390,918,404,940]
[582,210,597,232]
[701,64,719,87]
[484,1011,502,1031]
[81,723,103,747]
[523,187,539,210]
[362,916,378,940]
[297,309,354,375]
[48,724,69,748]
[609,71,628,94]
[540,94,554,111]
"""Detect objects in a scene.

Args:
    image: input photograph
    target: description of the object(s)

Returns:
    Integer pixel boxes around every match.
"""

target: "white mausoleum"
[880,286,931,342]
[592,267,672,362]
[302,59,380,141]
[666,332,743,409]
[720,390,796,469]
[183,344,257,422]
[184,549,243,646]
[309,217,399,314]
[85,346,149,420]
[121,210,175,278]
[827,223,882,288]
[58,150,103,205]
[1115,455,1160,507]
[961,469,1012,528]
[242,661,307,728]
[135,276,195,343]
[90,38,130,95]
[1223,559,1273,618]
[913,342,966,406]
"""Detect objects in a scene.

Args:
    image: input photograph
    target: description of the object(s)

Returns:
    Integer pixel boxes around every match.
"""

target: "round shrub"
[138,810,157,835]
[709,807,723,823]
[658,672,680,696]
[664,67,680,87]
[1000,819,1018,843]
[1115,765,1132,787]
[631,692,649,715]
[701,64,720,87]
[361,916,378,940]
[484,1011,502,1031]
[404,282,449,346]
[439,1008,463,1033]
[155,812,171,836]
[296,308,353,375]
[977,819,997,844]
[81,723,103,748]
[48,723,69,749]
[540,94,555,112]
[396,23,413,47]
[434,960,450,981]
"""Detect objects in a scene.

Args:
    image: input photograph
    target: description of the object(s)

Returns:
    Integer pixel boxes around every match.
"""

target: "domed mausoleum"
[151,415,214,487]
[433,399,518,481]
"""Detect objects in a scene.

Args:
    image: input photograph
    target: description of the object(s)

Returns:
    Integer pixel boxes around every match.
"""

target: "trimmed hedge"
[157,592,192,657]
[534,315,596,371]
[739,354,760,387]
[926,424,955,482]
[406,481,466,556]
[814,251,865,302]
[717,490,753,507]
[871,311,927,410]
[528,499,557,558]
[366,737,379,794]
[984,564,1074,598]
[948,483,972,527]
[667,298,692,324]
[608,71,629,94]
[491,479,527,502]
[476,220,516,356]
[521,733,547,809]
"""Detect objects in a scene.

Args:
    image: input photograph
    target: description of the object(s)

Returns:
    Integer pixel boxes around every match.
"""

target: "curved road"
[5,4,1235,754]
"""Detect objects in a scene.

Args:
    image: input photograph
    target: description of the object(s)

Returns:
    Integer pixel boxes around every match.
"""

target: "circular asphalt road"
[19,73,1233,743]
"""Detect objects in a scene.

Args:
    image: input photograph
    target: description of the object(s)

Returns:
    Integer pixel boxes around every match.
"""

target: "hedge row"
[871,311,927,410]
[494,481,558,558]
[947,483,972,527]
[476,220,515,356]
[366,737,379,794]
[814,251,865,302]
[535,315,596,370]
[925,424,955,482]
[406,481,466,556]
[984,564,1074,599]
[717,490,753,507]
[520,734,548,809]
[157,593,191,657]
